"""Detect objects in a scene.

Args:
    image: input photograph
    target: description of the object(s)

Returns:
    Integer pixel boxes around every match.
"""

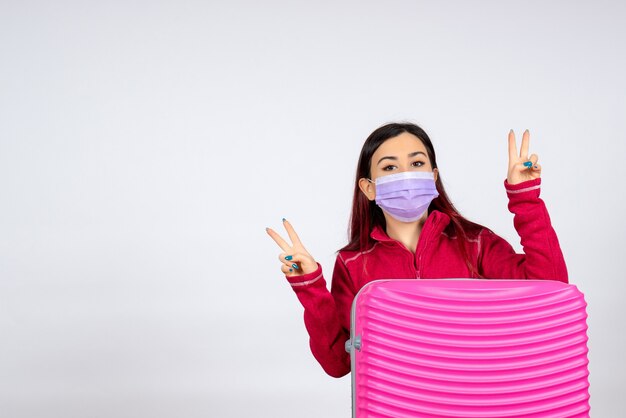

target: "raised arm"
[266,219,353,377]
[478,130,568,282]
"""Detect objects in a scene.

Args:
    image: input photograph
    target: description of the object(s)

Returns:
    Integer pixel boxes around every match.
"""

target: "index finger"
[508,129,518,162]
[266,227,291,252]
[519,129,530,158]
[282,219,303,247]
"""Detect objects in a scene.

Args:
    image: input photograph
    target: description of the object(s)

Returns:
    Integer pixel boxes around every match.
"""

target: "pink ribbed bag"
[345,279,590,417]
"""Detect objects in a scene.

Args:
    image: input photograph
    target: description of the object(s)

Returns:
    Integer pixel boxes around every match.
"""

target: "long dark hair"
[340,122,484,277]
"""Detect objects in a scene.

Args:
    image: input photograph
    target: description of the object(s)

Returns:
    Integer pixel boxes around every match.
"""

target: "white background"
[1,1,624,417]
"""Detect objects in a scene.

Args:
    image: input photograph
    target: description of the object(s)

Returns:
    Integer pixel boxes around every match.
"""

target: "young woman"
[266,122,568,378]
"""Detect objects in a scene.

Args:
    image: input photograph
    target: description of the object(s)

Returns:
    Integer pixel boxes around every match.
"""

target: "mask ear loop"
[367,178,375,184]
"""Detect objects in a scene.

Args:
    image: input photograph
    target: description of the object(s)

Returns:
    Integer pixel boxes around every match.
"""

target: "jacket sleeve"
[285,255,355,377]
[478,178,568,283]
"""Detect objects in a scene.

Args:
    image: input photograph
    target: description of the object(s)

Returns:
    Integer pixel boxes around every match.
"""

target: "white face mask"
[369,171,439,222]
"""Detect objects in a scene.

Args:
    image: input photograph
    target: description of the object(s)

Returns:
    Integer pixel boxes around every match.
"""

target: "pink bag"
[345,279,590,417]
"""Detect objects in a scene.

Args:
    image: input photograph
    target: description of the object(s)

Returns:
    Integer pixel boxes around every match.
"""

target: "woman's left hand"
[507,129,541,185]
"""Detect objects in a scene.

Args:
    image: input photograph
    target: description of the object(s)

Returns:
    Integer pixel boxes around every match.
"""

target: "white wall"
[1,1,624,417]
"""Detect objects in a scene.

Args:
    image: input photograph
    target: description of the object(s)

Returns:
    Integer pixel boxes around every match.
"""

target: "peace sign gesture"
[266,219,318,277]
[507,129,542,185]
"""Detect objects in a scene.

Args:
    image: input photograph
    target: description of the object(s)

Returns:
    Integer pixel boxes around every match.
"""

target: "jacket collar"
[370,210,451,243]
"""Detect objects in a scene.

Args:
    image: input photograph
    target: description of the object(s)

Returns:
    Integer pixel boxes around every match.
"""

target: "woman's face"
[369,132,436,181]
[359,131,438,201]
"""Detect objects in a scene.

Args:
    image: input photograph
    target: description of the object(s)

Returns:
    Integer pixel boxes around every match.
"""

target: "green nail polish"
[292,264,299,269]
[523,161,533,168]
[289,268,293,272]
[285,255,293,261]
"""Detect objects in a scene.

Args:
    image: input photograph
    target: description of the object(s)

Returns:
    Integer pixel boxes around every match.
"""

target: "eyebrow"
[377,151,427,165]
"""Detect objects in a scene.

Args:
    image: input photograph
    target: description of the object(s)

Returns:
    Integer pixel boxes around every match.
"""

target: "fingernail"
[509,129,514,134]
[289,268,293,272]
[533,165,538,169]
[523,161,533,168]
[285,255,293,261]
[292,264,299,269]
[282,218,286,222]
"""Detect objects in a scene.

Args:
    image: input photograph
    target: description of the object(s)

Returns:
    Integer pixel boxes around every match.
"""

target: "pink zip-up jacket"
[285,178,568,378]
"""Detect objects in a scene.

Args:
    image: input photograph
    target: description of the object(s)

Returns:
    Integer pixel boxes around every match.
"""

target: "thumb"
[285,252,318,275]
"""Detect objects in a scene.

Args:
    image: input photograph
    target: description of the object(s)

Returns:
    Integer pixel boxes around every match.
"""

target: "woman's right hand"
[266,219,318,277]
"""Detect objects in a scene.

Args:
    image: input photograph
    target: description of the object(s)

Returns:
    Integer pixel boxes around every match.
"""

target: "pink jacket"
[285,178,568,377]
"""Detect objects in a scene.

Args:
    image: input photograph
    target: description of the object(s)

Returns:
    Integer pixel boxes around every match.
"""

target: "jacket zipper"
[415,216,440,280]
[392,214,441,280]
[396,241,421,279]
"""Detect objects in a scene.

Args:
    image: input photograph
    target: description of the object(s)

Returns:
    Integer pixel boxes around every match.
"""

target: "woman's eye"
[412,161,425,167]
[383,165,396,171]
